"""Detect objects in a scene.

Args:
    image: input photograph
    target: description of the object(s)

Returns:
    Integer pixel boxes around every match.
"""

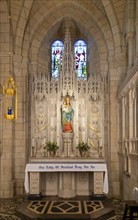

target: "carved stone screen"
[30,27,105,161]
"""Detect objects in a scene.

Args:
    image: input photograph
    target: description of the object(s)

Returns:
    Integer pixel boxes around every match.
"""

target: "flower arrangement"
[45,141,59,155]
[76,141,90,156]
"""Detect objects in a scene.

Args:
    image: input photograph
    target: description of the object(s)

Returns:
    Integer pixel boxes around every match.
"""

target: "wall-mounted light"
[3,77,17,120]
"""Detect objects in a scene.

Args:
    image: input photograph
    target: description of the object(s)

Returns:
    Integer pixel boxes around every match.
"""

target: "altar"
[24,160,108,198]
[27,27,109,199]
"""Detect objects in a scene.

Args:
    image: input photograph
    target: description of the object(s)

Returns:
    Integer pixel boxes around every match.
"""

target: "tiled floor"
[0,198,22,220]
[0,199,124,220]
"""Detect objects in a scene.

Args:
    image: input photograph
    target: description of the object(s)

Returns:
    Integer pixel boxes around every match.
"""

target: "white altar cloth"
[24,162,109,194]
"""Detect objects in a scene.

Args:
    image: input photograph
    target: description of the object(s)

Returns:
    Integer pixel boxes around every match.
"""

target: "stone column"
[133,87,137,138]
[132,87,137,153]
[12,55,29,195]
[109,52,126,197]
[135,21,138,61]
[129,90,133,140]
[128,89,133,158]
[135,0,138,60]
[122,97,125,142]
[58,172,76,198]
[0,1,16,198]
[127,32,134,68]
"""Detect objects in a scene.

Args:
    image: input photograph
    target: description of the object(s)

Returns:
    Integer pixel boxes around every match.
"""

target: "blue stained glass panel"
[74,40,87,79]
[52,40,64,78]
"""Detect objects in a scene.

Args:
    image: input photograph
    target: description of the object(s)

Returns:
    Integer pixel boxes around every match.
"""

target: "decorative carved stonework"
[30,26,105,160]
[30,172,40,195]
[93,172,103,195]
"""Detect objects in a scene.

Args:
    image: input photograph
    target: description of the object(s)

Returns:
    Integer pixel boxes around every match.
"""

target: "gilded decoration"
[3,77,17,120]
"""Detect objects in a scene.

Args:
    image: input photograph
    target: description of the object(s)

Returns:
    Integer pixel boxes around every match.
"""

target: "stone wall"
[0,0,137,199]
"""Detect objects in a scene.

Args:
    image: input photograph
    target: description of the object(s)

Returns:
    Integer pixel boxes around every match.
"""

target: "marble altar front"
[25,160,108,198]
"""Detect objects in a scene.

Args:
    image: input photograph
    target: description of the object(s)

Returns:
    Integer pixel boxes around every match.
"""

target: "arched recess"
[20,4,115,77]
[24,0,118,54]
[14,1,120,196]
[22,3,114,162]
[26,21,108,78]
[14,0,116,150]
[13,0,123,87]
[17,0,115,66]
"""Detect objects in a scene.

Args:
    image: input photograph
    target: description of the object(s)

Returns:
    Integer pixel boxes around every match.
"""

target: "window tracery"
[52,40,64,79]
[74,40,87,79]
[51,39,87,80]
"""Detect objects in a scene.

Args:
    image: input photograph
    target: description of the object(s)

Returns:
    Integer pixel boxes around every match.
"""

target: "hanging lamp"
[3,77,17,120]
[3,0,17,120]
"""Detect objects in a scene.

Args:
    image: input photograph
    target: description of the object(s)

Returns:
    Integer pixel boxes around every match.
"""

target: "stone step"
[17,197,116,220]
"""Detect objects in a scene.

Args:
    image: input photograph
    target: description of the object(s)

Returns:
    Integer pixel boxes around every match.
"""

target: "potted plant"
[76,141,90,156]
[46,141,59,156]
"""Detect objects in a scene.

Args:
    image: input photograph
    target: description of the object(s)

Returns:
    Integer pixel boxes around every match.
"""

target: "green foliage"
[76,141,90,155]
[45,141,59,154]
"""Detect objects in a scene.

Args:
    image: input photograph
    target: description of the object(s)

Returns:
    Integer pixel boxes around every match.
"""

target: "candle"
[8,107,12,115]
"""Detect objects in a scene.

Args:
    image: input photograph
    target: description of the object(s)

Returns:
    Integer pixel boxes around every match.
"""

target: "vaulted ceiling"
[9,0,126,57]
[0,0,127,79]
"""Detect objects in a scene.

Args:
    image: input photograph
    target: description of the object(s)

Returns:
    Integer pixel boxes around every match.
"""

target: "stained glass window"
[74,40,87,79]
[52,40,64,78]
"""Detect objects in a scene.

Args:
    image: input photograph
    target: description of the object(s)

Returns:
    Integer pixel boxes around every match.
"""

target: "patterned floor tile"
[0,198,22,220]
[0,213,20,220]
[0,197,128,220]
[83,200,104,214]
[28,200,49,214]
[47,201,82,214]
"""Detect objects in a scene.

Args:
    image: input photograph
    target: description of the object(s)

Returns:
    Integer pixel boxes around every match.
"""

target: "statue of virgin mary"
[61,96,74,133]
